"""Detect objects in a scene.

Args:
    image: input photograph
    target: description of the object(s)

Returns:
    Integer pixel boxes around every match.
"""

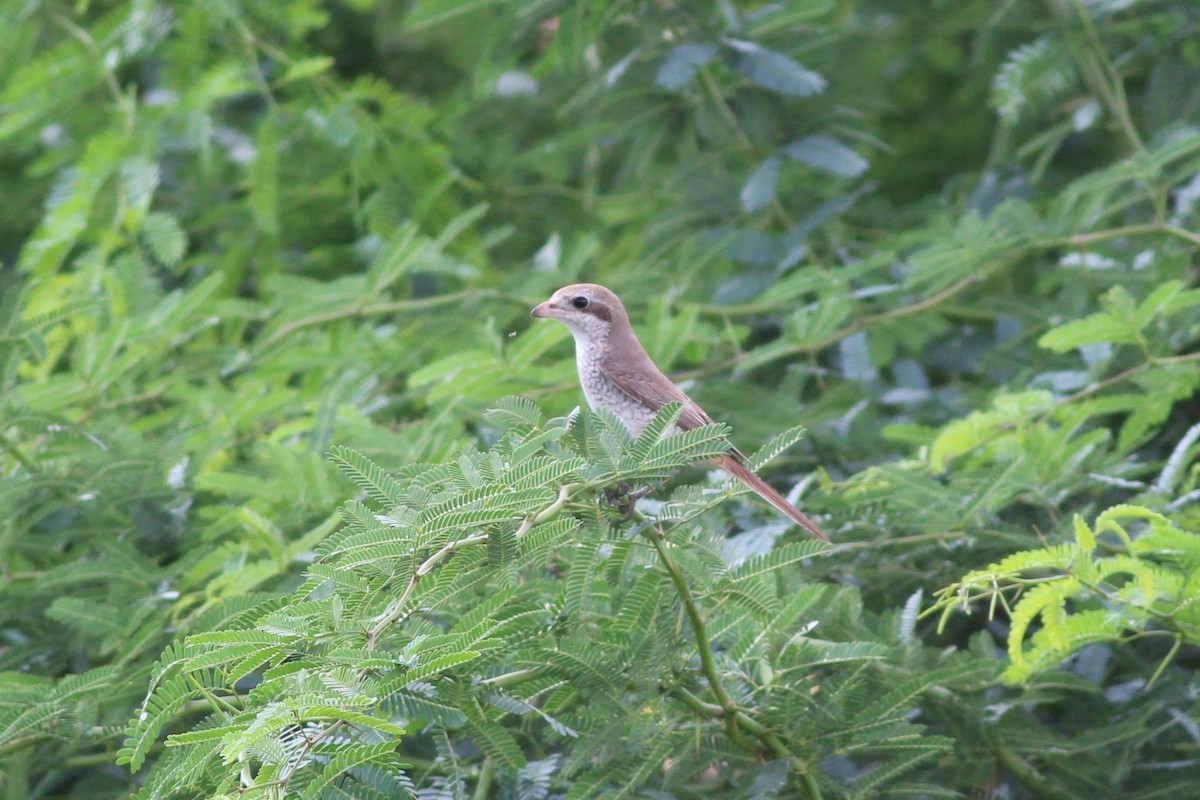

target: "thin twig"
[1063,223,1200,250]
[991,739,1086,800]
[366,483,579,649]
[1058,352,1200,407]
[275,720,346,788]
[256,290,528,351]
[480,667,550,689]
[472,757,496,800]
[643,524,750,752]
[49,11,127,111]
[644,523,822,798]
[0,432,39,471]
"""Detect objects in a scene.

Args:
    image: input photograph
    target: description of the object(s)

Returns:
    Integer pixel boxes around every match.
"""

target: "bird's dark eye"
[571,296,589,310]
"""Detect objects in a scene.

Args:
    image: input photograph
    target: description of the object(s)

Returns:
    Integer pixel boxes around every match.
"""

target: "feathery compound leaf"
[615,730,677,795]
[401,651,482,686]
[323,528,419,575]
[140,212,187,269]
[1003,609,1126,682]
[181,642,287,676]
[484,692,578,738]
[133,721,226,800]
[611,571,669,634]
[485,395,545,430]
[927,390,1055,472]
[330,446,404,506]
[518,517,579,567]
[727,540,829,582]
[416,485,555,532]
[381,688,468,727]
[299,705,407,736]
[148,270,224,333]
[848,742,952,800]
[120,676,200,771]
[785,640,889,669]
[746,424,809,472]
[563,539,604,618]
[626,423,732,476]
[626,402,686,462]
[992,36,1077,123]
[216,702,293,763]
[724,578,783,620]
[304,562,374,592]
[1038,306,1142,352]
[499,453,586,490]
[337,498,396,538]
[0,666,120,746]
[187,630,296,647]
[5,297,99,339]
[298,743,412,800]
[465,707,527,769]
[489,524,517,567]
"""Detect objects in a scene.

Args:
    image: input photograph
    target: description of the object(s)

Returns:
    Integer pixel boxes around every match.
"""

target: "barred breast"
[576,345,659,438]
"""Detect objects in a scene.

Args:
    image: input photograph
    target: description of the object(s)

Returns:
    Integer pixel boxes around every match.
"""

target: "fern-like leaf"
[329,446,404,506]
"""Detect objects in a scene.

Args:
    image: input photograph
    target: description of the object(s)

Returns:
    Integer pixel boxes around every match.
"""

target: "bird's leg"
[602,481,656,521]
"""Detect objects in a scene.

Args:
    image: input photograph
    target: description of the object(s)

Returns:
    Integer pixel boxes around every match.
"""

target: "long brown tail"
[715,453,829,543]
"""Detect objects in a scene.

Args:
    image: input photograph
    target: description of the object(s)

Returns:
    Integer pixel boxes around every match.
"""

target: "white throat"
[561,317,609,358]
[561,319,611,414]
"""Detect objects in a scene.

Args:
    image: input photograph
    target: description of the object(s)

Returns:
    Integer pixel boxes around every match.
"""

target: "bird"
[530,283,828,542]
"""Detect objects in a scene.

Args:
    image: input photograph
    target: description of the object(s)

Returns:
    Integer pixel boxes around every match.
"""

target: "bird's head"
[530,283,628,345]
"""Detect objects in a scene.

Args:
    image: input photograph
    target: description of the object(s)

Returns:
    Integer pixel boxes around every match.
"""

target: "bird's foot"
[603,481,654,521]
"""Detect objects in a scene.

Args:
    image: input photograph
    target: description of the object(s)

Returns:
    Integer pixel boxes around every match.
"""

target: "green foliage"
[119,405,952,798]
[931,505,1200,684]
[2,0,1200,798]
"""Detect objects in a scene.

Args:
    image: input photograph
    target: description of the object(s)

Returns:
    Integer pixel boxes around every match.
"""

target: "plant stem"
[472,758,496,800]
[643,527,735,713]
[1063,222,1200,249]
[256,289,527,352]
[1146,634,1183,689]
[992,740,1085,800]
[366,484,580,649]
[277,720,346,789]
[480,667,550,689]
[671,686,726,717]
[1058,0,1145,154]
[0,432,38,471]
[644,524,821,799]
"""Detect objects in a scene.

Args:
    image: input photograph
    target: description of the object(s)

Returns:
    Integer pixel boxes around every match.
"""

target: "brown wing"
[598,355,716,432]
[600,342,827,541]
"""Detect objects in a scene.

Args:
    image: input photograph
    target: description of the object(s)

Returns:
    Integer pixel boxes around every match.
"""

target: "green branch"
[472,758,496,800]
[0,432,38,471]
[992,740,1085,800]
[255,289,528,352]
[1062,223,1200,250]
[366,483,579,650]
[644,524,822,799]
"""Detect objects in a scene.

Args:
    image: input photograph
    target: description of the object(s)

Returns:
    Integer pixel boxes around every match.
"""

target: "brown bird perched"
[531,283,828,542]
